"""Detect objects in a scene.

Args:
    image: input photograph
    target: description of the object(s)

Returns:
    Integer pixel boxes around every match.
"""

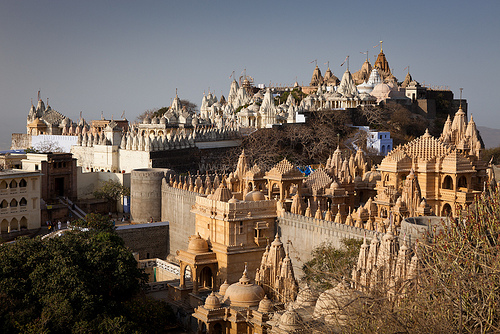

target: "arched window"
[9,180,17,188]
[458,176,467,189]
[381,145,386,154]
[0,181,8,189]
[0,200,8,208]
[19,179,27,187]
[19,198,27,206]
[20,217,28,229]
[10,199,18,207]
[442,175,453,190]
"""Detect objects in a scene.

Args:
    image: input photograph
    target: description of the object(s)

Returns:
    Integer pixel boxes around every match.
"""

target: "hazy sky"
[1,0,499,150]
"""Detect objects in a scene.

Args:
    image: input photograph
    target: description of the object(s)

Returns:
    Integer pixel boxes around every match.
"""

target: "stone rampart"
[277,211,381,276]
[131,168,173,223]
[161,185,199,260]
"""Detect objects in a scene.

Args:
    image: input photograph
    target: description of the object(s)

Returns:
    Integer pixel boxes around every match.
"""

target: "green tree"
[302,238,362,291]
[0,227,176,333]
[93,180,130,213]
[135,99,198,122]
[71,213,116,232]
[344,188,500,333]
[482,145,500,165]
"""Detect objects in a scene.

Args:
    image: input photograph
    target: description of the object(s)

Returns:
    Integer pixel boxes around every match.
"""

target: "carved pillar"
[193,265,198,294]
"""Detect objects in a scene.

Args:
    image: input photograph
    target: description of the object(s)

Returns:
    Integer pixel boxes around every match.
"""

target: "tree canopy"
[302,238,362,291]
[135,99,198,122]
[93,180,130,213]
[0,214,176,333]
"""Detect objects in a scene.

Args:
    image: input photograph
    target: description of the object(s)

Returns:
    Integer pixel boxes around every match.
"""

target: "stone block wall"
[116,222,169,260]
[277,211,381,277]
[161,185,198,260]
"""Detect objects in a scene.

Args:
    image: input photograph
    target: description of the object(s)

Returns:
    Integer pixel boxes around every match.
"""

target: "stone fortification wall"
[131,168,173,223]
[277,211,381,277]
[161,185,198,260]
[116,222,169,260]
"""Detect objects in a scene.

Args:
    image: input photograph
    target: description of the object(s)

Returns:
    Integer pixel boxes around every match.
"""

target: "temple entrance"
[199,266,213,289]
[213,323,223,334]
[55,177,65,197]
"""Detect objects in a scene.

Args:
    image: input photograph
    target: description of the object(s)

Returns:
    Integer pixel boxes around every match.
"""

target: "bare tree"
[29,140,64,153]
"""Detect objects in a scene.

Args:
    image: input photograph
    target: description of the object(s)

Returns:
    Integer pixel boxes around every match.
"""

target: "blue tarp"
[297,166,314,176]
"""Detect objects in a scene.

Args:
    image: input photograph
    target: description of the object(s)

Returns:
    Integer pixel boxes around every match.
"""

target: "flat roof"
[116,221,169,230]
[0,169,42,178]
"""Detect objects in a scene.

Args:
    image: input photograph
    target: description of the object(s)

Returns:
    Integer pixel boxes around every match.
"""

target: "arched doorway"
[213,323,223,334]
[1,219,8,233]
[458,176,467,189]
[442,203,452,216]
[199,266,213,289]
[184,265,193,286]
[442,176,453,190]
[20,217,28,230]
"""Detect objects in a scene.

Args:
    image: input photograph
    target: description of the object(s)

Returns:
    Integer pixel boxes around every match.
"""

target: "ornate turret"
[310,65,324,86]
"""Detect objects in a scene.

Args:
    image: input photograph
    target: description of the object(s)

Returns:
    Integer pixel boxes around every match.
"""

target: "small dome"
[295,284,318,308]
[160,116,167,124]
[187,233,209,253]
[330,180,340,189]
[313,280,362,324]
[143,116,151,124]
[151,116,160,124]
[244,189,266,201]
[258,295,273,313]
[278,309,303,331]
[228,196,239,203]
[223,267,265,307]
[219,280,230,296]
[371,82,392,95]
[212,183,232,202]
[204,292,221,310]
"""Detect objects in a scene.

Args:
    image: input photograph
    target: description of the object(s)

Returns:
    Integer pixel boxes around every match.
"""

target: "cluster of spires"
[255,234,298,304]
[352,227,420,297]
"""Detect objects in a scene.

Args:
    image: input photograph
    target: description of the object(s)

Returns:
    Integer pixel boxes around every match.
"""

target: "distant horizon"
[1,1,499,150]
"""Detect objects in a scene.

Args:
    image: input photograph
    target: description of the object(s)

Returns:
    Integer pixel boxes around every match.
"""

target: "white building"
[0,170,42,234]
[367,130,393,155]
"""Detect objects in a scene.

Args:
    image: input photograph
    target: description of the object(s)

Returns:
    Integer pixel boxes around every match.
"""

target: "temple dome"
[223,268,265,307]
[143,116,151,124]
[258,295,273,313]
[228,196,239,203]
[313,280,362,325]
[204,292,221,310]
[219,280,230,296]
[212,182,232,202]
[295,283,318,308]
[187,233,209,253]
[278,309,303,331]
[244,189,266,201]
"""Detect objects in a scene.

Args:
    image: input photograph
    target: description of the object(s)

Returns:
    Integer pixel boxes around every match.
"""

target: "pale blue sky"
[1,0,499,150]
